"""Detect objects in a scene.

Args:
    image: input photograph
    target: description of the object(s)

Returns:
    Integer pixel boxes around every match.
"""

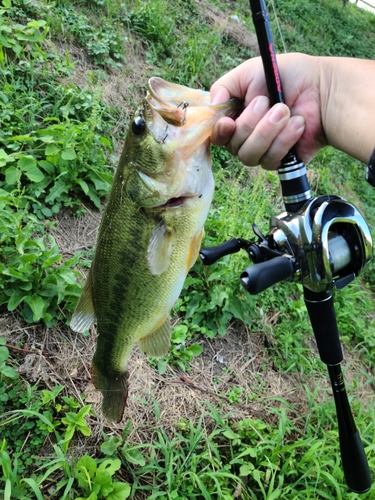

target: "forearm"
[319,57,375,163]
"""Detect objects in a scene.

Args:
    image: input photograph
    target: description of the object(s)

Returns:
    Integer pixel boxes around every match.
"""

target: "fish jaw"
[136,143,213,208]
[134,96,239,206]
[148,76,211,108]
[123,78,240,209]
[147,80,241,159]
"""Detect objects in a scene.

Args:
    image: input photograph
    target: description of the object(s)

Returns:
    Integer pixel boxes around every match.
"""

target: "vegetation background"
[1,0,375,498]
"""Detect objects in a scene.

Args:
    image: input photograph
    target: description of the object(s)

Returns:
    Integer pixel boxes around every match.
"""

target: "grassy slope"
[1,0,375,499]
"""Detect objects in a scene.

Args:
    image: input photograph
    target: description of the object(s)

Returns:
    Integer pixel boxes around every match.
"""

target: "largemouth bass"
[71,77,240,422]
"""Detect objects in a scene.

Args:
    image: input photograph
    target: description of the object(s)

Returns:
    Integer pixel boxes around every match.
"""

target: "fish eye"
[132,116,146,136]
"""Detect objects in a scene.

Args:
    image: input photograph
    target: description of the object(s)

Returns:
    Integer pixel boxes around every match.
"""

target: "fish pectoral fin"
[186,228,205,272]
[147,221,174,275]
[139,316,171,357]
[70,271,96,333]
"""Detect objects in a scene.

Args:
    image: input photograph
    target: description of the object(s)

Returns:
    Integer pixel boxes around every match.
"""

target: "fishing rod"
[200,0,373,493]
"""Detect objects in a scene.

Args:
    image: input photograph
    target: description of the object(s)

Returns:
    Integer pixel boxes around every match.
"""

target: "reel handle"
[240,256,293,294]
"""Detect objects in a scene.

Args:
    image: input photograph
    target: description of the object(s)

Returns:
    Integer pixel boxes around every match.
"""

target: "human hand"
[210,53,327,170]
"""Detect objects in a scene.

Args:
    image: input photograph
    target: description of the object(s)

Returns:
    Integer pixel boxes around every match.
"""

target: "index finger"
[210,57,267,106]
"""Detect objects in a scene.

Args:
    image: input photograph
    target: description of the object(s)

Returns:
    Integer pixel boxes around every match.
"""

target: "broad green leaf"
[41,206,53,217]
[94,470,113,496]
[38,160,55,174]
[99,136,112,148]
[76,178,89,194]
[171,331,186,343]
[0,345,9,362]
[97,458,121,476]
[24,295,45,322]
[61,148,76,160]
[0,34,14,49]
[158,357,168,375]
[4,478,11,500]
[122,447,145,466]
[23,164,44,183]
[172,325,188,343]
[5,166,20,185]
[77,454,97,478]
[100,437,122,456]
[0,148,14,166]
[185,344,203,356]
[106,482,131,500]
[1,365,18,379]
[18,155,37,170]
[8,134,34,142]
[239,463,254,476]
[45,144,60,156]
[27,20,47,28]
[223,429,240,440]
[87,187,101,209]
[45,180,69,203]
[38,135,55,143]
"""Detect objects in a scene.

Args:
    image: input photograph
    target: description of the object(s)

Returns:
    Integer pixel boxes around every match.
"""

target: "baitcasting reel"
[243,194,372,294]
[200,194,373,296]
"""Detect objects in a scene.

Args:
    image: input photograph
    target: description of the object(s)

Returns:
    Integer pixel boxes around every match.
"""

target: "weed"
[150,322,204,374]
[0,338,18,383]
[75,455,130,500]
[0,190,82,324]
[271,0,375,58]
[227,385,243,404]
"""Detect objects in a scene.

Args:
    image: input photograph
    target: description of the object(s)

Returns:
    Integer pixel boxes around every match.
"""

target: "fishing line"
[269,0,288,53]
[264,0,319,161]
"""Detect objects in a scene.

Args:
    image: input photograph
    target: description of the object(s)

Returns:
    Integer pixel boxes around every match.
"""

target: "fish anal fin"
[70,271,96,333]
[186,229,204,272]
[148,222,174,275]
[139,316,171,357]
[92,364,129,423]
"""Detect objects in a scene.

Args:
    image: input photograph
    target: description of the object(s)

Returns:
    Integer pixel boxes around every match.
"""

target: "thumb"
[210,85,231,105]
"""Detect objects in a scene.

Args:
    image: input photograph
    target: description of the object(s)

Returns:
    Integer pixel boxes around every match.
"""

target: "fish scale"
[71,77,240,422]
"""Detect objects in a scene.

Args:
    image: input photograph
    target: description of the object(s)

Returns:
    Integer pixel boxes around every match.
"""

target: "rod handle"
[303,288,343,365]
[340,431,371,493]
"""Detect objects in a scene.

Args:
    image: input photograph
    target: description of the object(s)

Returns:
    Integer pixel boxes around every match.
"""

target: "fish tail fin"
[91,364,129,423]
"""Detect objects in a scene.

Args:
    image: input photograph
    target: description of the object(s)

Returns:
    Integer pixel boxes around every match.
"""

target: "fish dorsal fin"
[147,221,174,275]
[70,271,96,333]
[139,315,172,357]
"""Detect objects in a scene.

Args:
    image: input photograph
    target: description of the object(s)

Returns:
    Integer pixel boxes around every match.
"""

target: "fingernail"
[253,96,269,115]
[211,88,229,105]
[269,104,289,124]
[218,120,234,138]
[290,115,305,132]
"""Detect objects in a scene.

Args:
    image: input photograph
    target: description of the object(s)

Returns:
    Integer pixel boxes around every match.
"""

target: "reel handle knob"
[240,256,294,294]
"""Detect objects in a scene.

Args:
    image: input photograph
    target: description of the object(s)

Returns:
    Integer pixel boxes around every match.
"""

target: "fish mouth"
[156,195,195,209]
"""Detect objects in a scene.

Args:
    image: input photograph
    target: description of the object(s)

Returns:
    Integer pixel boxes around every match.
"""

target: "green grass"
[1,0,375,498]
